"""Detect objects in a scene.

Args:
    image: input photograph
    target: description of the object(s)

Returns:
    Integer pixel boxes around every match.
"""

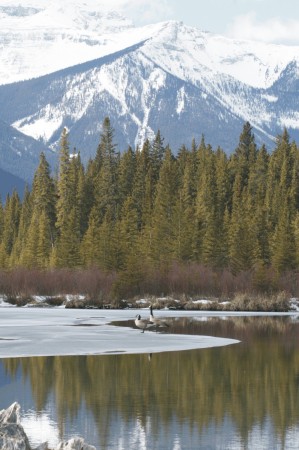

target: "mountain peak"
[1,0,133,32]
[0,0,136,85]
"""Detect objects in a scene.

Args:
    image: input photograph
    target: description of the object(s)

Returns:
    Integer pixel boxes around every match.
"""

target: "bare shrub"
[0,264,295,311]
[45,296,65,307]
[0,268,116,304]
[277,271,299,298]
[230,291,289,312]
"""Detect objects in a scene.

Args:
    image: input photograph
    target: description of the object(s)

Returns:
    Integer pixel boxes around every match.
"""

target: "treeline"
[1,118,299,298]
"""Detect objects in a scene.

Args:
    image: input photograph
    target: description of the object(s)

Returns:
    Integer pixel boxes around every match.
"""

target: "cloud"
[227,12,299,45]
[97,0,173,25]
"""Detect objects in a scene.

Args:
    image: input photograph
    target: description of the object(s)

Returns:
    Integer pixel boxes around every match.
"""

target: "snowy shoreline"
[0,307,246,359]
[1,306,299,359]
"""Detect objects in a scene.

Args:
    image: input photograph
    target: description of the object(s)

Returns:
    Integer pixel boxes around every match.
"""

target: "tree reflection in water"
[1,316,299,449]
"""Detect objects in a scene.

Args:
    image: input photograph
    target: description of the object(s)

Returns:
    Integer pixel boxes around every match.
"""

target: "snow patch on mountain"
[261,94,278,103]
[279,113,299,130]
[176,87,186,115]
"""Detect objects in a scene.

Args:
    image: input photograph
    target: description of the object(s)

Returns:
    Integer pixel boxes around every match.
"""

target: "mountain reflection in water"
[1,315,299,449]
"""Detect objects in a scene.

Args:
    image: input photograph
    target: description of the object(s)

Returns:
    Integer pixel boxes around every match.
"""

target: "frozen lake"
[0,307,239,358]
[1,308,299,449]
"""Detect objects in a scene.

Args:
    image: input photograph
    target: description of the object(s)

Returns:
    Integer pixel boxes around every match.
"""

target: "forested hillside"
[1,118,299,299]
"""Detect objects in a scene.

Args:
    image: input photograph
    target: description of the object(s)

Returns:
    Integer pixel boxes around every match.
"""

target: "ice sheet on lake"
[0,308,241,358]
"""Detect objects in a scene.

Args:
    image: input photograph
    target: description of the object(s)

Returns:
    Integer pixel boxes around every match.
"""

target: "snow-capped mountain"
[1,0,299,189]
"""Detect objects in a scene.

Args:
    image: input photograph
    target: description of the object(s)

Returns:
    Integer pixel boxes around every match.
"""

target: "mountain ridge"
[0,1,299,194]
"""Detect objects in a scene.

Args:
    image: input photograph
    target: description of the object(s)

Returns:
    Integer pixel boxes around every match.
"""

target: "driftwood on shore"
[0,403,96,450]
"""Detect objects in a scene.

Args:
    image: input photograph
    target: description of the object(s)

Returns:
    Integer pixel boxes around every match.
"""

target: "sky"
[106,0,299,45]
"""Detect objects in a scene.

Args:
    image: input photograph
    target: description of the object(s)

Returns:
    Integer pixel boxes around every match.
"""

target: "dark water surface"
[1,315,299,449]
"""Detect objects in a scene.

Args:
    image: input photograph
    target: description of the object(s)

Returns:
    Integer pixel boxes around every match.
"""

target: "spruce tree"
[145,148,178,266]
[80,210,101,267]
[20,210,39,268]
[10,187,32,266]
[271,201,296,273]
[228,175,253,273]
[151,130,165,184]
[119,195,140,270]
[93,117,120,225]
[2,191,21,257]
[131,139,152,230]
[229,121,257,195]
[118,146,136,209]
[56,128,73,231]
[55,128,81,267]
[56,207,81,268]
[193,142,215,263]
[247,145,270,268]
[174,149,198,261]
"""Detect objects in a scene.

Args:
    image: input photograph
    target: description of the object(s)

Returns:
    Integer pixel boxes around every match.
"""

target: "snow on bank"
[0,308,241,359]
[0,296,16,307]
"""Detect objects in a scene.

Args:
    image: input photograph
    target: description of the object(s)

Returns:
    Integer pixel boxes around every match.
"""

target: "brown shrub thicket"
[0,264,298,308]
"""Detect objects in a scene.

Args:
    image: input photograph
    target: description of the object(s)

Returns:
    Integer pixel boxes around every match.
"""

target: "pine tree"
[151,130,165,184]
[0,200,4,240]
[55,129,81,267]
[118,146,136,209]
[56,207,81,268]
[228,175,253,273]
[265,129,292,231]
[2,191,21,257]
[293,211,299,267]
[96,207,121,270]
[289,141,299,214]
[73,152,89,237]
[10,187,32,266]
[247,145,270,267]
[192,142,215,263]
[229,122,257,195]
[0,242,8,269]
[174,148,198,261]
[92,117,120,225]
[131,139,152,230]
[56,128,74,230]
[20,210,39,268]
[145,148,178,266]
[208,147,230,268]
[118,195,140,270]
[80,210,101,267]
[271,201,296,273]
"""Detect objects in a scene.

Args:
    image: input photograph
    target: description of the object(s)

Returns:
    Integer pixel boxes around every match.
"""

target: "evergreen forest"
[1,118,299,301]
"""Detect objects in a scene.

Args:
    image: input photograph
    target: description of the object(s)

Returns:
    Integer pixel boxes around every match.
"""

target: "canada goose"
[149,305,169,332]
[135,314,150,333]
